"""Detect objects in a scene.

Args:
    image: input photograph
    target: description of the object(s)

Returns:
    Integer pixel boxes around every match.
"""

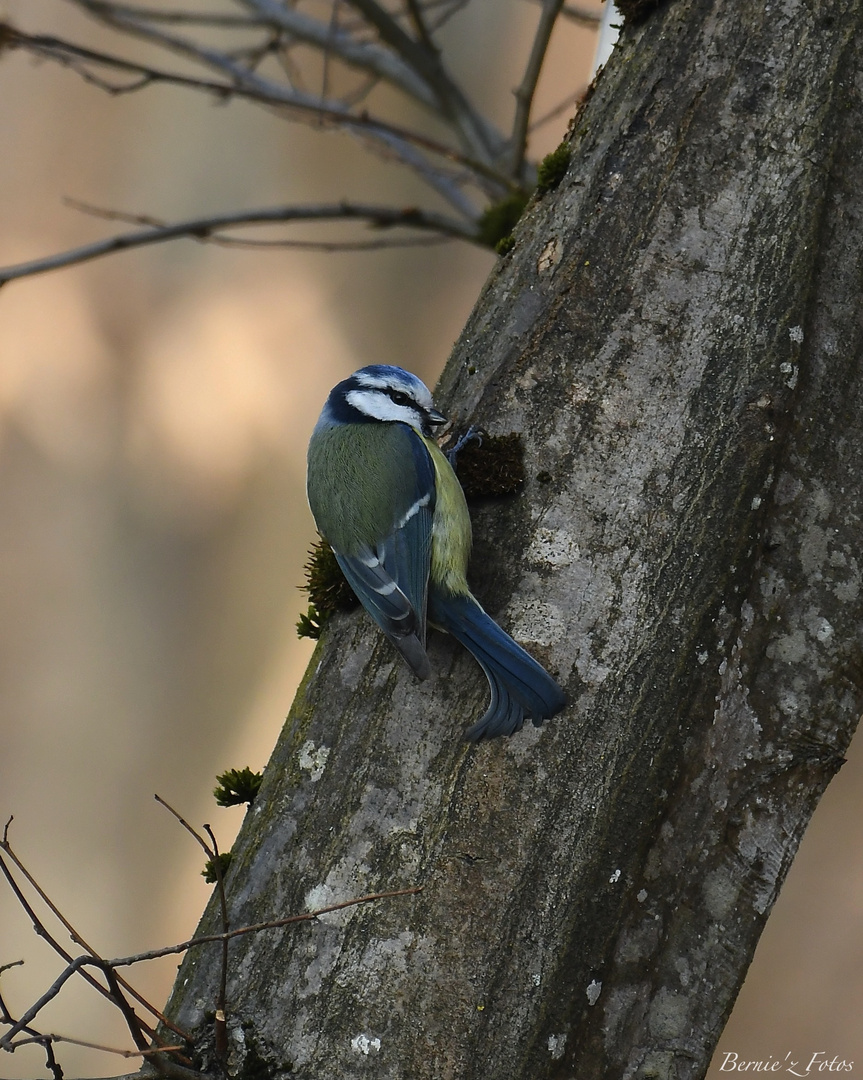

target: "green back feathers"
[307,422,425,555]
[308,421,473,598]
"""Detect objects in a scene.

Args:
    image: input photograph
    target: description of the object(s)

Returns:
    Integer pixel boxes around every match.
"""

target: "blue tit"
[306,364,567,741]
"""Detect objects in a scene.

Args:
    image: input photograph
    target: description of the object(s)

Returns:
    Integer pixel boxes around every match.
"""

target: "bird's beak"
[427,408,448,427]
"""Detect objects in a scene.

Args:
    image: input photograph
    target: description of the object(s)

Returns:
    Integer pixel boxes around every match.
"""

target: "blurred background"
[0,2,860,1077]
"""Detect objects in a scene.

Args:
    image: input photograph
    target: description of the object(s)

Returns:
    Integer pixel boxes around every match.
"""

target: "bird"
[306,364,567,741]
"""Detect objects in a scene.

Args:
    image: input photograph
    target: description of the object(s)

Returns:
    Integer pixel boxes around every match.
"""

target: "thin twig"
[65,2,268,27]
[202,825,229,1061]
[319,0,340,119]
[102,968,150,1054]
[0,202,478,287]
[404,0,437,52]
[3,25,510,206]
[528,84,589,132]
[0,826,192,1045]
[63,196,454,251]
[0,955,98,1048]
[0,850,129,1023]
[236,0,439,108]
[12,1032,184,1058]
[342,0,502,161]
[0,886,422,1049]
[113,885,425,966]
[524,0,603,25]
[0,992,64,1080]
[72,0,507,172]
[510,0,566,178]
[1,954,64,1080]
[73,0,435,107]
[194,233,453,251]
[154,795,213,859]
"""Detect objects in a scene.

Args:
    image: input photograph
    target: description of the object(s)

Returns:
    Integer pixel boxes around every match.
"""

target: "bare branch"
[342,0,505,162]
[13,1032,184,1058]
[102,968,149,1055]
[524,0,603,25]
[560,1,603,23]
[239,0,443,108]
[0,202,479,287]
[0,850,123,1019]
[0,955,98,1049]
[68,0,509,176]
[0,831,191,1045]
[154,795,214,860]
[510,0,566,177]
[74,0,438,109]
[528,83,590,132]
[404,0,437,52]
[64,2,268,27]
[0,886,422,1049]
[64,203,453,250]
[2,24,505,210]
[194,234,453,251]
[319,0,340,113]
[110,885,425,968]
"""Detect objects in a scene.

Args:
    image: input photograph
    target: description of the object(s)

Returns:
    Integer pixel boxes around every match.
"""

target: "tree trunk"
[164,2,863,1077]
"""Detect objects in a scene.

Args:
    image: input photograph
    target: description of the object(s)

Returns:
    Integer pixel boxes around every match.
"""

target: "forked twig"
[1,25,510,205]
[2,808,422,1076]
[510,0,566,178]
[0,0,598,284]
[1,819,191,1044]
[1,884,422,1051]
[0,202,477,287]
[13,1031,184,1057]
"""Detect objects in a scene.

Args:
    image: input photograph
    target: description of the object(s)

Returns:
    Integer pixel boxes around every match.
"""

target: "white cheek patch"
[346,388,419,425]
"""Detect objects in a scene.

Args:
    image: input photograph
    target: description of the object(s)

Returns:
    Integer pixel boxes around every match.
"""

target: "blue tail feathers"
[428,591,567,741]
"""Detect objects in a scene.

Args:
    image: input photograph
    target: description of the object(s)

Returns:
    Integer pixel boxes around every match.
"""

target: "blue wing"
[328,423,436,679]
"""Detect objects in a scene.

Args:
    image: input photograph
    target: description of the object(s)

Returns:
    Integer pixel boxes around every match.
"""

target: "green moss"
[536,141,571,194]
[296,605,324,639]
[297,540,357,638]
[453,433,525,499]
[478,145,570,255]
[214,766,263,807]
[202,851,233,883]
[477,190,530,250]
[616,0,665,23]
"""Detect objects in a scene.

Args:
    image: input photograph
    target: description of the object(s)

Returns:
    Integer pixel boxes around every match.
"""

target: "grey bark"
[165,2,863,1078]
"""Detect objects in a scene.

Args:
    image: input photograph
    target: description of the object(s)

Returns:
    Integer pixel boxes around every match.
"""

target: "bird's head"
[323,365,447,437]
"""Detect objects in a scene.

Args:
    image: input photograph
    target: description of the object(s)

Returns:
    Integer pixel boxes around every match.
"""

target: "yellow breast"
[420,435,472,596]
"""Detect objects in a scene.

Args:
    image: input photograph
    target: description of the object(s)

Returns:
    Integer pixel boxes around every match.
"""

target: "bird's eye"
[389,390,412,407]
